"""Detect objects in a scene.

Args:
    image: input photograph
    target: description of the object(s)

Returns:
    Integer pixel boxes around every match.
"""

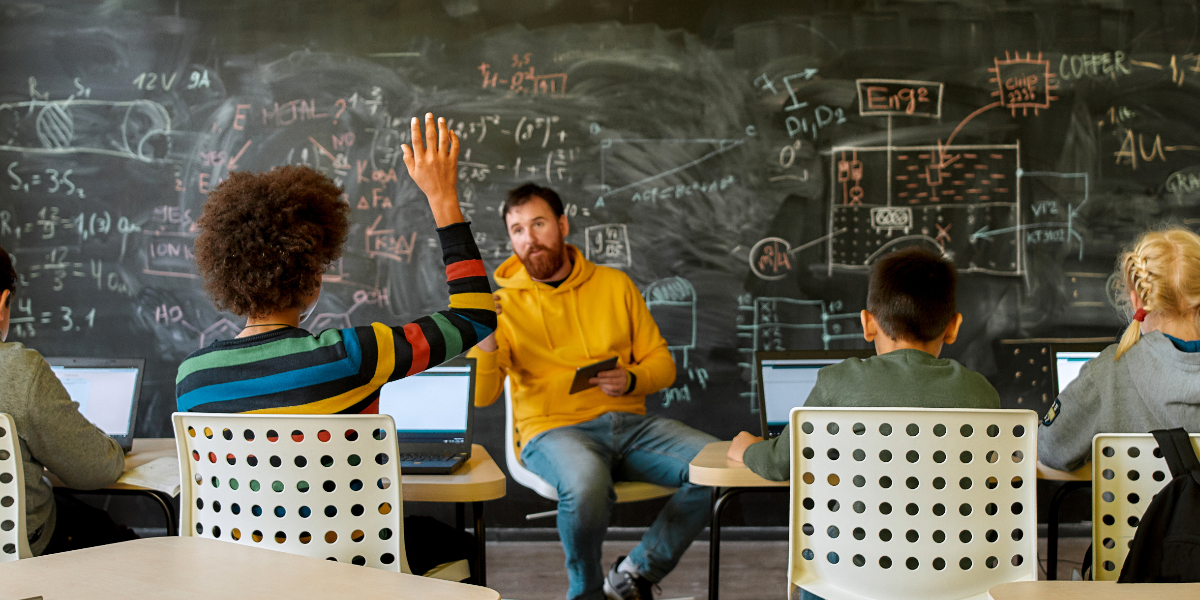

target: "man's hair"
[194,165,349,318]
[0,245,15,302]
[866,247,957,343]
[502,183,564,222]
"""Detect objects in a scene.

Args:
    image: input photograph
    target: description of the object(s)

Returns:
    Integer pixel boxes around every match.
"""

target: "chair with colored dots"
[788,407,1038,600]
[172,412,468,580]
[1090,432,1200,580]
[0,413,31,561]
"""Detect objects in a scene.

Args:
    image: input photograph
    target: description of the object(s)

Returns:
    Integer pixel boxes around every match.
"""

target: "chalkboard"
[3,0,1199,528]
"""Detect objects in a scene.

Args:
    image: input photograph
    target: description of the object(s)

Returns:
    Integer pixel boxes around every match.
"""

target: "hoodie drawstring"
[572,287,593,360]
[533,286,554,351]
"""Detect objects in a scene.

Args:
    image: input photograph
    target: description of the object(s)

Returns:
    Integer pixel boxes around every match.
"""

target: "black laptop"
[45,357,145,452]
[755,350,874,438]
[377,357,476,475]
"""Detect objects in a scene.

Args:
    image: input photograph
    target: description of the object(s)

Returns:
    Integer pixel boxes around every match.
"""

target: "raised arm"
[352,114,498,382]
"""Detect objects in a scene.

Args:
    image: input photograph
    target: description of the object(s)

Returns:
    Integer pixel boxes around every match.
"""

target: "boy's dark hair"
[194,165,349,318]
[502,183,564,222]
[0,245,15,304]
[867,246,957,342]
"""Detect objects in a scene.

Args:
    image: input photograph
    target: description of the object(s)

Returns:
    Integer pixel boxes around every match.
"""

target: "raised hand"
[402,113,464,227]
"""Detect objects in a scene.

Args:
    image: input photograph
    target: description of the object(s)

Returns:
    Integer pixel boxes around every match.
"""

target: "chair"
[503,378,676,507]
[1090,432,1200,580]
[173,412,468,580]
[0,413,31,561]
[788,407,1038,600]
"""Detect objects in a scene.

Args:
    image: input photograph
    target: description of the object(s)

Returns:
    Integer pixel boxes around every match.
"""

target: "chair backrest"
[173,413,407,572]
[503,378,561,501]
[1091,432,1200,580]
[0,413,31,561]
[789,407,1038,600]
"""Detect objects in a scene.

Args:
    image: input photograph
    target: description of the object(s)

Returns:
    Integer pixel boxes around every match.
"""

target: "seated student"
[0,245,133,556]
[727,247,1000,481]
[177,114,496,575]
[1039,227,1200,472]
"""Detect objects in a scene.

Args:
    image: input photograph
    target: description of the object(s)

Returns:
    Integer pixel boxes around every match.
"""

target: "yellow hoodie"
[469,245,676,449]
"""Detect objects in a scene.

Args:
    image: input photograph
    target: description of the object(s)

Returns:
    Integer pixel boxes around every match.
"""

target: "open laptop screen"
[1054,351,1101,394]
[760,359,841,437]
[378,366,471,445]
[48,363,139,436]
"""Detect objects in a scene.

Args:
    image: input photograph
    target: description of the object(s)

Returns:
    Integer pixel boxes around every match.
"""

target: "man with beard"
[469,183,716,600]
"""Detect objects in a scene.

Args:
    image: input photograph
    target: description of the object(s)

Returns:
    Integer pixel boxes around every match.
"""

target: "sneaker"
[603,556,656,600]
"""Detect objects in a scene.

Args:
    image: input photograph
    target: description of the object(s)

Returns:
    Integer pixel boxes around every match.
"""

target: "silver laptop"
[45,357,145,452]
[1050,342,1106,394]
[756,350,874,438]
[377,357,475,475]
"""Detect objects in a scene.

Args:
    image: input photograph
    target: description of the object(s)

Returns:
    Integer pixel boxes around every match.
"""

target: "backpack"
[1118,428,1200,583]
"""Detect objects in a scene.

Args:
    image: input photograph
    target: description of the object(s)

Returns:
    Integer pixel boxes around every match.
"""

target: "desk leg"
[456,502,466,531]
[474,501,487,587]
[709,488,747,600]
[148,491,178,536]
[1046,481,1089,580]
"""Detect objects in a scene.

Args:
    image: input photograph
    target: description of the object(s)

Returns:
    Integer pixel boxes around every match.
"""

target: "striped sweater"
[176,222,496,414]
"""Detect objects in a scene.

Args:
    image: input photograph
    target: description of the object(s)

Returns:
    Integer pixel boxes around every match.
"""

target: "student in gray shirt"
[1039,227,1200,472]
[728,247,1000,481]
[0,246,128,556]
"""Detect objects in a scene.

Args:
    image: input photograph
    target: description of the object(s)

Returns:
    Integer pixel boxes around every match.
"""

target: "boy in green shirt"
[728,247,1000,481]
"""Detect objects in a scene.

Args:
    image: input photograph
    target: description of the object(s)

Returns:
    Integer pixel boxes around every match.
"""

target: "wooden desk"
[689,441,787,600]
[1036,461,1093,580]
[402,444,507,587]
[0,536,500,600]
[47,438,180,535]
[988,581,1200,599]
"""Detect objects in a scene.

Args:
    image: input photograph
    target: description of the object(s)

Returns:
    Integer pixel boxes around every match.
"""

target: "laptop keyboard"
[400,453,457,463]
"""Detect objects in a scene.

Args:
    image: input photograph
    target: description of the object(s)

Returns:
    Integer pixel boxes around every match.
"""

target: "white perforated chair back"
[173,413,407,572]
[788,408,1038,600]
[1091,432,1199,580]
[0,413,30,561]
[502,378,675,504]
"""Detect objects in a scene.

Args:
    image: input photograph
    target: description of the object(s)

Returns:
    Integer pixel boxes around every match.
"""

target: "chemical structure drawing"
[736,296,861,410]
[307,289,390,332]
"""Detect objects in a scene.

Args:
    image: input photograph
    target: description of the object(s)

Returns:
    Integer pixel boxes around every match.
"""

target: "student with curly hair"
[1039,227,1200,471]
[176,113,496,416]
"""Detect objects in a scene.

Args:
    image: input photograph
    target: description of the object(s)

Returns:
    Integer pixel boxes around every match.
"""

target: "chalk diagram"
[584,223,632,267]
[0,99,174,162]
[643,276,697,369]
[595,137,746,207]
[736,296,861,408]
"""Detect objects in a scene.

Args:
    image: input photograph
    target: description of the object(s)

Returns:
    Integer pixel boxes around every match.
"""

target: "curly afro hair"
[194,165,349,318]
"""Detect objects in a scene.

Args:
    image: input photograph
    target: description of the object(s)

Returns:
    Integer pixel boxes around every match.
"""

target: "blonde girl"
[1039,227,1200,471]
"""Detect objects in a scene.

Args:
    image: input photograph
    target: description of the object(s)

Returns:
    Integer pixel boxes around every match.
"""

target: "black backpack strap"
[1150,428,1200,481]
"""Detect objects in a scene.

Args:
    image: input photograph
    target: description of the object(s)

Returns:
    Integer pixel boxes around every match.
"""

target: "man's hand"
[589,368,629,397]
[727,431,763,463]
[475,294,503,352]
[402,113,463,227]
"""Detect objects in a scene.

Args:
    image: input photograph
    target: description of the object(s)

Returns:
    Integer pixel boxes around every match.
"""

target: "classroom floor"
[484,536,1093,600]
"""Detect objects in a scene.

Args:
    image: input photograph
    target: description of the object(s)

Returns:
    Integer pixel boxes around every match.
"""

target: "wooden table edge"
[689,441,788,488]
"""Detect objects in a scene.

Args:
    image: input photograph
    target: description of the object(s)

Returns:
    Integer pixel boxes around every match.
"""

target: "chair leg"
[1046,481,1089,580]
[474,501,487,587]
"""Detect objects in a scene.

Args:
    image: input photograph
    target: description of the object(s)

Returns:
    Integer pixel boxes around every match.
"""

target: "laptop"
[45,357,145,452]
[756,350,875,438]
[1050,342,1108,394]
[377,357,476,475]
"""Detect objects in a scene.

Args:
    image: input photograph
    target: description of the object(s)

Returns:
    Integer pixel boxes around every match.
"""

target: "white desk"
[689,441,788,600]
[0,536,500,599]
[988,581,1200,599]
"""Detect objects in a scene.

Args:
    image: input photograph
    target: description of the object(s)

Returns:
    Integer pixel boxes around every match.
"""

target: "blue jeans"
[521,412,717,600]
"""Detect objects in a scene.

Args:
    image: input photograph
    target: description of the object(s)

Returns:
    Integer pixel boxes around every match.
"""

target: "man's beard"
[519,239,567,280]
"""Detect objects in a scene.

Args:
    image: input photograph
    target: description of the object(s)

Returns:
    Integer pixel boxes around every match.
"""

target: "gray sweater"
[0,342,125,555]
[743,349,1001,481]
[1038,331,1200,472]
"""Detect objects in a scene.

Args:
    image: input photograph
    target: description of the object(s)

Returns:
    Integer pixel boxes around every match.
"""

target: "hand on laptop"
[727,431,763,463]
[402,112,464,227]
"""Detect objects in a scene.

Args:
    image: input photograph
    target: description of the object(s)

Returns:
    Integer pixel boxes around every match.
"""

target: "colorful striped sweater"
[175,222,496,414]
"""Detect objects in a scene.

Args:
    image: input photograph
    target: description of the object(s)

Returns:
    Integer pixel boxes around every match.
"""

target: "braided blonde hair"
[1115,227,1200,359]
